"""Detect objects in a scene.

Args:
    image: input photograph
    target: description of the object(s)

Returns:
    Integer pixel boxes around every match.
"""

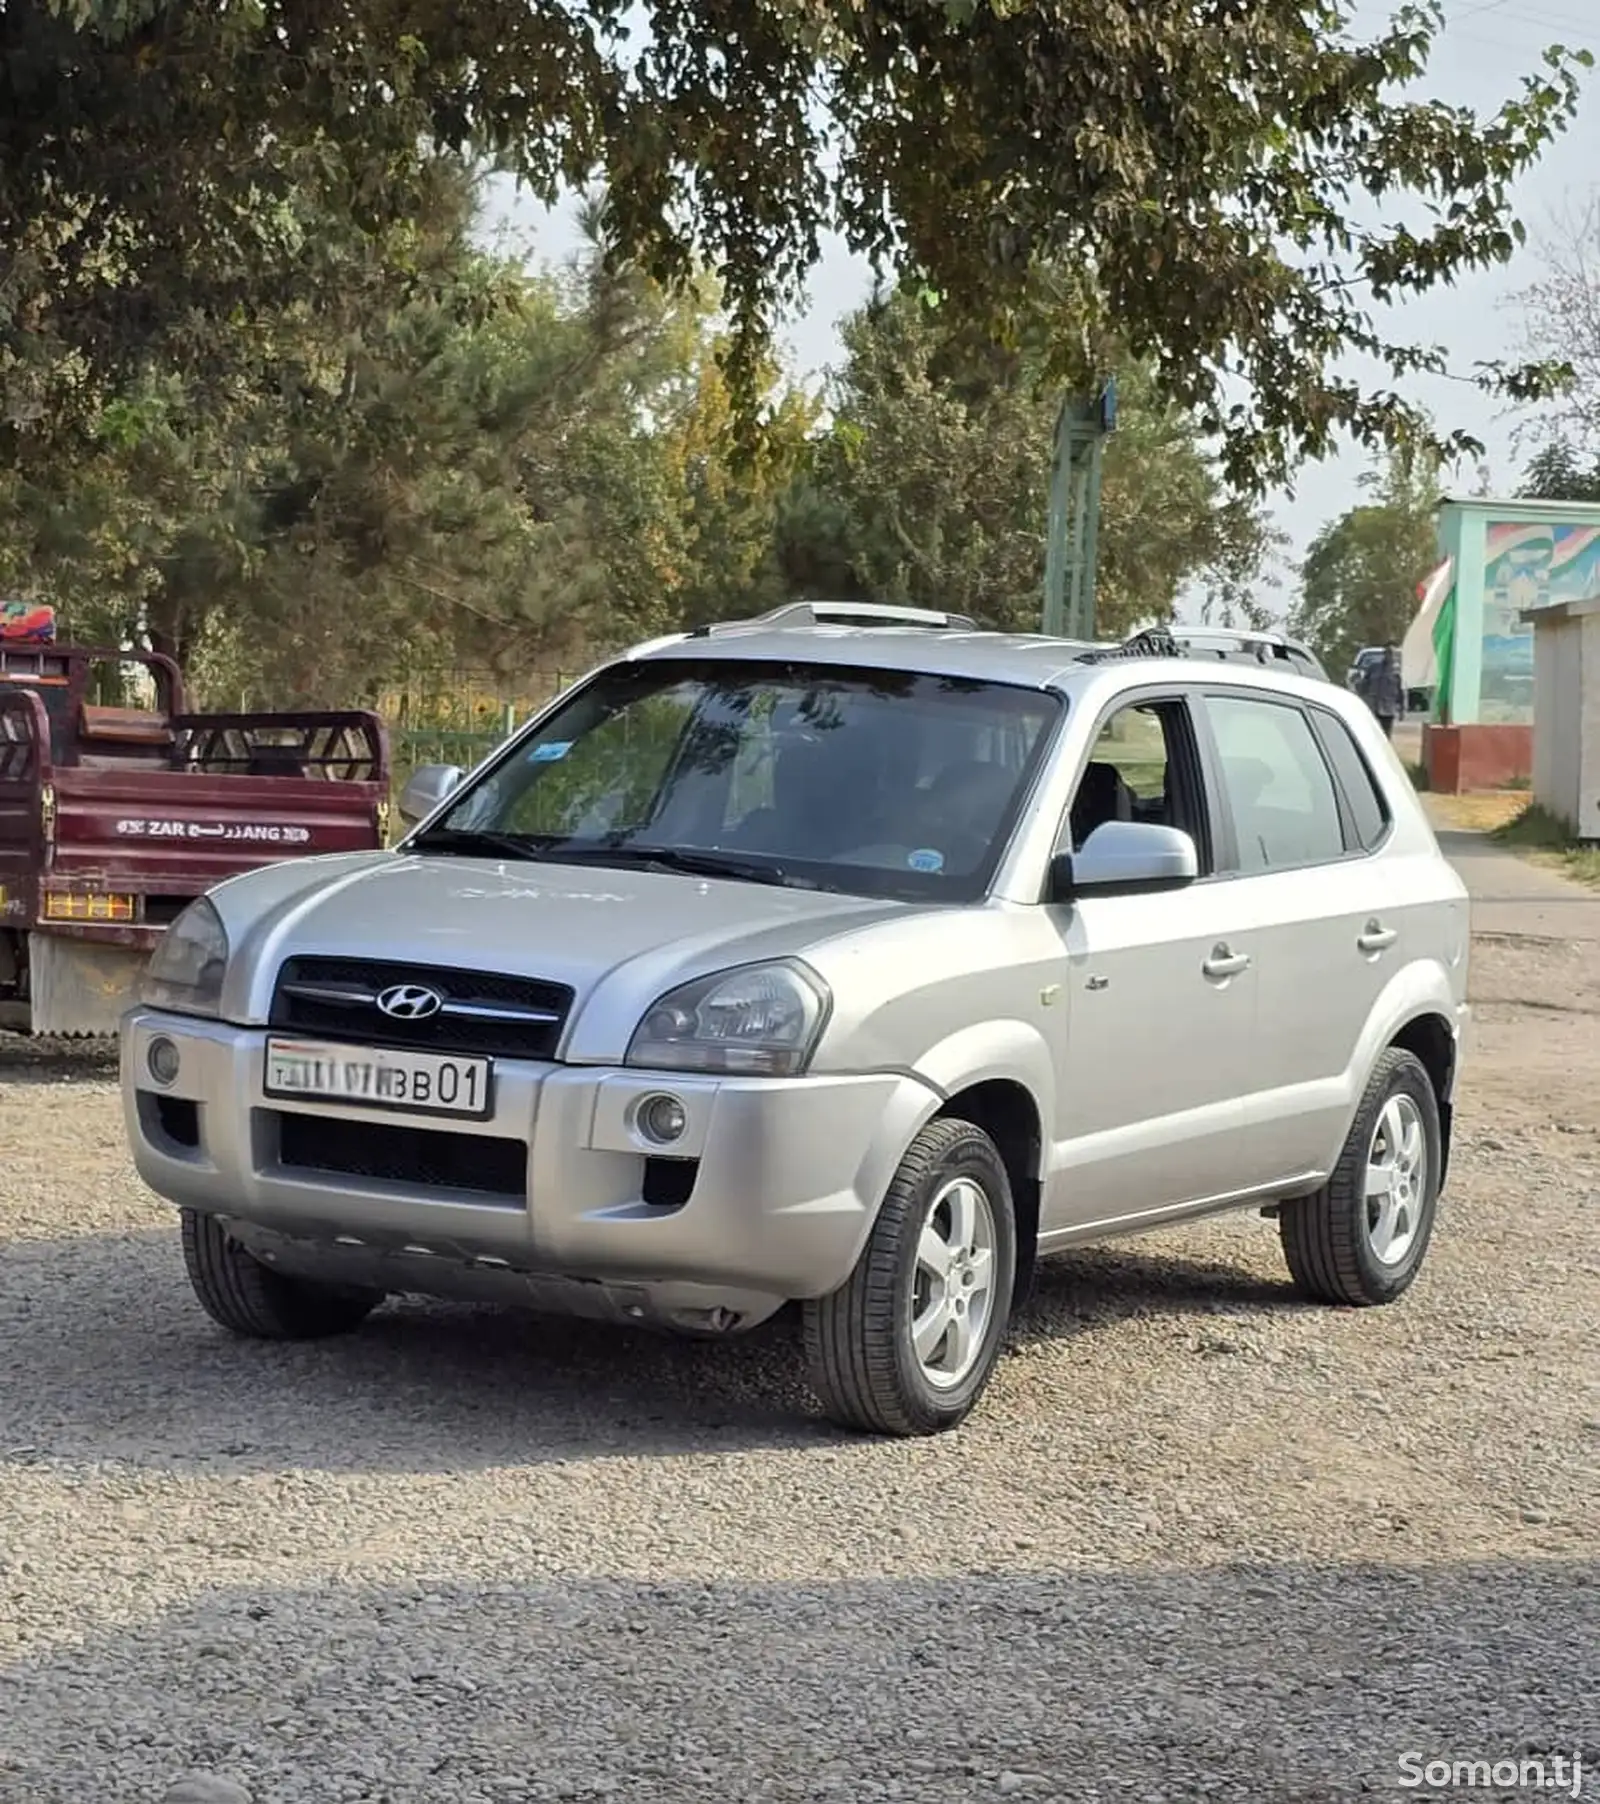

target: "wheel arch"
[1387,1009,1458,1187]
[936,1077,1044,1310]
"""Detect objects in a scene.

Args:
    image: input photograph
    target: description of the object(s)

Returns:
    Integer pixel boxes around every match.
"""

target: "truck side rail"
[171,711,390,786]
[0,684,52,788]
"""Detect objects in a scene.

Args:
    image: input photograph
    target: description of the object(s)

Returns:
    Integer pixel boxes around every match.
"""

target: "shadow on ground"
[0,1219,1309,1477]
[1,1560,1594,1802]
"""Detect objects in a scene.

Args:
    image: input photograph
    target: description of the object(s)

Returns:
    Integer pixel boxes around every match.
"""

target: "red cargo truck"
[0,640,389,1035]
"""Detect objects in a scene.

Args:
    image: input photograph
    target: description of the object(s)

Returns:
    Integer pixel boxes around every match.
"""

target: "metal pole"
[1076,430,1105,640]
[1042,399,1071,638]
[1042,380,1115,641]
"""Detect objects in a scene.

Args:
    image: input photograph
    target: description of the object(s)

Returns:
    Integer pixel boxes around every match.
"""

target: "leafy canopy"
[1,0,1591,489]
[1292,442,1440,677]
[0,176,814,705]
[789,287,1276,637]
[1521,441,1600,504]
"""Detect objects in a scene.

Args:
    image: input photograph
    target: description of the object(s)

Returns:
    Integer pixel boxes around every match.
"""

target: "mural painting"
[1480,522,1600,723]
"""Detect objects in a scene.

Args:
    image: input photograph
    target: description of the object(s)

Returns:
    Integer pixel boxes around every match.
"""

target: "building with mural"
[1421,496,1600,791]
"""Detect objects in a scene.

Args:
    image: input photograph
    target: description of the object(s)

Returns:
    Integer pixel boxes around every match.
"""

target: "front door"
[1043,692,1262,1239]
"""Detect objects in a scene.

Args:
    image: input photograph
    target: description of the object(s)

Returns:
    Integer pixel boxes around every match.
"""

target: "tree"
[2,1,1592,492]
[1520,440,1600,502]
[655,335,821,628]
[779,286,1274,635]
[1514,197,1600,464]
[0,175,820,707]
[1293,443,1441,678]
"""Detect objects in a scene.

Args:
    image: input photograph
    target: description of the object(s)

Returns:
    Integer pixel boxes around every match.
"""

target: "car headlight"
[139,897,229,1018]
[625,960,830,1077]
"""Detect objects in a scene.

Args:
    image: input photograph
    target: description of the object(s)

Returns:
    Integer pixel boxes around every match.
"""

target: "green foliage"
[0,176,811,706]
[1,162,1276,700]
[785,287,1275,637]
[1,0,1591,492]
[1492,801,1600,887]
[1520,440,1600,503]
[1292,442,1442,678]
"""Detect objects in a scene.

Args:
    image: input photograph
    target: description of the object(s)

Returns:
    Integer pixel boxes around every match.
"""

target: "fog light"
[147,1035,181,1087]
[635,1092,688,1146]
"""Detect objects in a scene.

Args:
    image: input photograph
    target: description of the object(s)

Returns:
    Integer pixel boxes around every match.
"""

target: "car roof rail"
[1178,626,1286,647]
[688,600,979,636]
[1073,626,1182,665]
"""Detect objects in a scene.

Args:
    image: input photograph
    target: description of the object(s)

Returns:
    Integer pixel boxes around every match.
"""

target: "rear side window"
[1205,693,1346,872]
[1311,708,1391,851]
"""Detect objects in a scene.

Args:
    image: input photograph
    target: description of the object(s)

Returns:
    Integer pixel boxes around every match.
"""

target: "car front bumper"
[120,1008,941,1331]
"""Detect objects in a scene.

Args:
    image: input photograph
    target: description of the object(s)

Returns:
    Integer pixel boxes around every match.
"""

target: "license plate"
[264,1038,493,1119]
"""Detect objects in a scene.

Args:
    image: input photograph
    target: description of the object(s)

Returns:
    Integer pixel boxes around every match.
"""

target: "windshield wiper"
[406,826,559,861]
[558,843,808,888]
[407,828,804,887]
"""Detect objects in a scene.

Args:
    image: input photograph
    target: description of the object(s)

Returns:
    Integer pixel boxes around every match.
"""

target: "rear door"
[1195,687,1400,1189]
[1044,687,1264,1236]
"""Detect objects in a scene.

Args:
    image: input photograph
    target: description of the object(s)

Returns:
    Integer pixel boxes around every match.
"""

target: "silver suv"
[121,604,1471,1437]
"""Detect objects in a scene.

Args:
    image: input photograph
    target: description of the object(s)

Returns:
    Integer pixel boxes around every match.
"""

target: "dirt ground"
[0,827,1596,1803]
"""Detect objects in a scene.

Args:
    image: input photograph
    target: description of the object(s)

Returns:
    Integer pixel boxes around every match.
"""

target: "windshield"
[409,657,1064,902]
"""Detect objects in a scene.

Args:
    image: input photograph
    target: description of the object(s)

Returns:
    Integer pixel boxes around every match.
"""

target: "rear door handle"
[1357,920,1397,953]
[1202,944,1251,980]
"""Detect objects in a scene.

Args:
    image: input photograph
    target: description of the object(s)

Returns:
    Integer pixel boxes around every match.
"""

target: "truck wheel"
[181,1209,382,1340]
[1279,1048,1441,1307]
[804,1117,1017,1436]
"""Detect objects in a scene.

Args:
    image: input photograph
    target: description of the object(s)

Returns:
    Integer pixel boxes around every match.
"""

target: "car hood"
[212,848,921,1037]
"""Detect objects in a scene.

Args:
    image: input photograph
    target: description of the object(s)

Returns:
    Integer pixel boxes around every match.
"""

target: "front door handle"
[1202,944,1251,980]
[1357,920,1397,953]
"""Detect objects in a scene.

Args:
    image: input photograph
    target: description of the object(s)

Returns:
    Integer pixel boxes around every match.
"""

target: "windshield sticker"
[907,847,945,873]
[529,741,572,763]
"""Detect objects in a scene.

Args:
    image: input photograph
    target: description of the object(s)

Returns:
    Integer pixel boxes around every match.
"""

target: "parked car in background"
[1348,643,1431,717]
[1347,645,1385,691]
[1170,627,1329,683]
[121,601,1470,1436]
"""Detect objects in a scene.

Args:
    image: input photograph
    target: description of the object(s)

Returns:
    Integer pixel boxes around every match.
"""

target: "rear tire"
[804,1117,1017,1436]
[1279,1048,1441,1306]
[181,1209,382,1340]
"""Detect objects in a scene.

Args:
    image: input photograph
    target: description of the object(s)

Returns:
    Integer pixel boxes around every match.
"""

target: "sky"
[486,0,1600,628]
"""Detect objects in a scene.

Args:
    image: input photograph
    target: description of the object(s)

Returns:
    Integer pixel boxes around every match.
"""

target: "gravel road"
[1,903,1596,1803]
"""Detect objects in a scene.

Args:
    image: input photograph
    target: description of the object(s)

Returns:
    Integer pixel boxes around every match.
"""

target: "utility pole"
[1042,378,1117,639]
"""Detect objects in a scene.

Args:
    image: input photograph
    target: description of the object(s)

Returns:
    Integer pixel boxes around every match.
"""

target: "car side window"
[1205,693,1345,873]
[1310,708,1391,852]
[1060,697,1209,866]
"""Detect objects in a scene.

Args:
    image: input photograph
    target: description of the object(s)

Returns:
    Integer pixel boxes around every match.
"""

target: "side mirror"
[397,763,465,828]
[1048,820,1199,901]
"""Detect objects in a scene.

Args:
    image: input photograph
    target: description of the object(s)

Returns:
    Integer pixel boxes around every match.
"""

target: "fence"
[381,670,577,788]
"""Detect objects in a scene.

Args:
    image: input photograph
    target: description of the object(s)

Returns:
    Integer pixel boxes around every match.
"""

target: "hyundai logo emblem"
[376,983,444,1020]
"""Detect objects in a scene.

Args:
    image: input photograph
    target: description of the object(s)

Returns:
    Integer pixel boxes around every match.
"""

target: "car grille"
[269,956,572,1060]
[271,1110,527,1201]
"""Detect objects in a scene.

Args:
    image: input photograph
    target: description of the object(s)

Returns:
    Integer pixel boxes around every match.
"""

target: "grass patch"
[1489,801,1600,888]
[1425,791,1528,833]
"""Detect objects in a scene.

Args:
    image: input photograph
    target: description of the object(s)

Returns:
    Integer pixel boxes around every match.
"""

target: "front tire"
[804,1117,1018,1436]
[181,1210,383,1340]
[1279,1048,1442,1306]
